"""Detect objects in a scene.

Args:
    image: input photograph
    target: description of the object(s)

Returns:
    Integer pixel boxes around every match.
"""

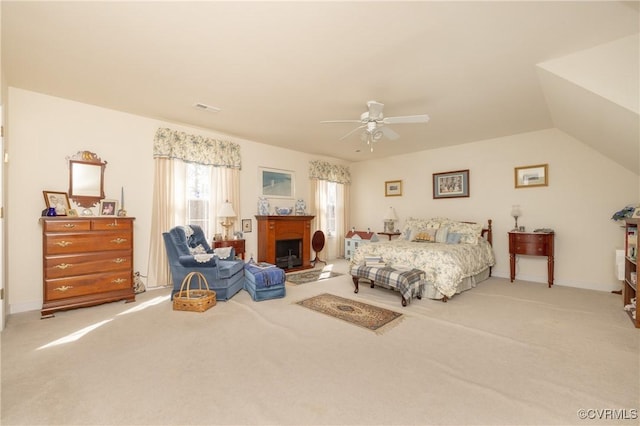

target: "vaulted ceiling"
[2,1,638,172]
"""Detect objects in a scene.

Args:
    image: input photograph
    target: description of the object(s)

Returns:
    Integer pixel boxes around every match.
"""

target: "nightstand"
[378,232,402,241]
[213,239,245,260]
[508,231,554,287]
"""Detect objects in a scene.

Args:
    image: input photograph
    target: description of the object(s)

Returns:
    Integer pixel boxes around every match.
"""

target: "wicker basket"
[173,271,216,312]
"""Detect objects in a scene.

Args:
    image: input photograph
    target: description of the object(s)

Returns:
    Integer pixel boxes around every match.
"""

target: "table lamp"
[218,200,237,240]
[384,207,398,233]
[511,204,521,230]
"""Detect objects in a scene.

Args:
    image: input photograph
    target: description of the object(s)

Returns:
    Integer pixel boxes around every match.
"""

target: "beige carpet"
[1,260,638,425]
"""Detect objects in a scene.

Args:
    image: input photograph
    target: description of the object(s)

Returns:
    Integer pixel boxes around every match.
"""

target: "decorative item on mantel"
[257,196,269,216]
[117,186,127,217]
[295,199,306,215]
[274,207,292,216]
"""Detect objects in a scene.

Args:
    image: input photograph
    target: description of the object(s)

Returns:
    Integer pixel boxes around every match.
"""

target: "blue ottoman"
[243,263,286,301]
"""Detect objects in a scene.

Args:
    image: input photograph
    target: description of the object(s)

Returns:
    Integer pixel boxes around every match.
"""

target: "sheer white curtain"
[147,128,241,287]
[309,161,351,260]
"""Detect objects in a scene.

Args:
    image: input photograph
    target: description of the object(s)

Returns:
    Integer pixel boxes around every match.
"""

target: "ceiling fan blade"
[383,114,430,124]
[320,119,362,124]
[339,125,366,141]
[367,101,385,120]
[380,126,400,140]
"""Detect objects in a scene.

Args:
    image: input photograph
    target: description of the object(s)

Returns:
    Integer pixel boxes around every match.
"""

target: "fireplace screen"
[275,239,303,269]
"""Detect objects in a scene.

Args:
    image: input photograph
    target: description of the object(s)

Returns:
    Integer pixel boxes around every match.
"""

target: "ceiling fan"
[321,100,430,151]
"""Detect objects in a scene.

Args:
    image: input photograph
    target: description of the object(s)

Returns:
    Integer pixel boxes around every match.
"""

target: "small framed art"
[385,180,402,197]
[43,191,71,215]
[242,218,252,233]
[433,170,469,199]
[99,199,118,216]
[515,164,548,188]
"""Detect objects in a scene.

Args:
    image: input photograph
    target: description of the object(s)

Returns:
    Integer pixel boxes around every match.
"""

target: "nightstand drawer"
[512,242,549,256]
[512,233,546,244]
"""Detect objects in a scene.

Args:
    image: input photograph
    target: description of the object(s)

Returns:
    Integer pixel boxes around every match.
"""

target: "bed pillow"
[446,232,462,244]
[435,226,449,243]
[413,228,437,242]
[443,220,482,244]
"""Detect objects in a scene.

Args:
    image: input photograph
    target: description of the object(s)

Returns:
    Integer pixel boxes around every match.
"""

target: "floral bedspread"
[350,239,495,298]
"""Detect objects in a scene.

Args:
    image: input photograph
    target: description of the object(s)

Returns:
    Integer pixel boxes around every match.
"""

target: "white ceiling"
[2,1,639,166]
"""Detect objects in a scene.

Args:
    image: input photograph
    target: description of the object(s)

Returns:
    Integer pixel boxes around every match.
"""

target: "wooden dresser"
[41,216,135,318]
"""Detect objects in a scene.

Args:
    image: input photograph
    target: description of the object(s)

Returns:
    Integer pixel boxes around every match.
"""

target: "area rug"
[286,269,343,285]
[296,293,403,334]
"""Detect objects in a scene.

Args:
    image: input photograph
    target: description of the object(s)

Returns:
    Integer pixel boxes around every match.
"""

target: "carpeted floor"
[296,292,403,333]
[1,259,638,425]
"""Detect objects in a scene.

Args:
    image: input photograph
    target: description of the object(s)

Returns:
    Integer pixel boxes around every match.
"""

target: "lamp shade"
[511,205,521,217]
[218,201,236,218]
[384,207,398,221]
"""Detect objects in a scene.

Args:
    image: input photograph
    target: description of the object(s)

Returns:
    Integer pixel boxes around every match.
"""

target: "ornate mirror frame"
[68,151,107,208]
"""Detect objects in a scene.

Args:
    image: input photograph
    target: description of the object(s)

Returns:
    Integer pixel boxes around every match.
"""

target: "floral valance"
[309,160,351,184]
[153,127,242,169]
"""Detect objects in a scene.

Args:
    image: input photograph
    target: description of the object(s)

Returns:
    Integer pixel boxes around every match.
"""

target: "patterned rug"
[286,269,343,285]
[296,293,403,334]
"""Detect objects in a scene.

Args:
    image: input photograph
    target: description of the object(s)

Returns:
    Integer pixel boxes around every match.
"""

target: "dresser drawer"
[45,271,132,300]
[43,220,91,232]
[92,219,133,231]
[44,251,132,279]
[44,231,132,254]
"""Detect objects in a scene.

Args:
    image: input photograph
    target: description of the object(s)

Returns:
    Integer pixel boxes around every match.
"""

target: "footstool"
[243,263,286,301]
[350,265,425,306]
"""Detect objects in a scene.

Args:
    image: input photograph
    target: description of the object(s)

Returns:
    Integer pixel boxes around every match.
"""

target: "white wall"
[6,88,345,313]
[350,128,639,292]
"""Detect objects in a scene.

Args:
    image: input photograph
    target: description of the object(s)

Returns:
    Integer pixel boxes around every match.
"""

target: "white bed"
[350,218,495,301]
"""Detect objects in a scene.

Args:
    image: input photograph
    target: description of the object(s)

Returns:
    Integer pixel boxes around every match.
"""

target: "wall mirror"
[68,151,106,208]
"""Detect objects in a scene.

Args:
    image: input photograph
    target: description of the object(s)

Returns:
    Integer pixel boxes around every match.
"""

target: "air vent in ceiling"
[193,103,221,113]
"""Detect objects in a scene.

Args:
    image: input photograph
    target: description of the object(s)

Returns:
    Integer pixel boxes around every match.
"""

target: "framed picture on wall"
[433,170,470,199]
[259,167,294,198]
[242,219,252,233]
[385,180,403,197]
[514,164,548,188]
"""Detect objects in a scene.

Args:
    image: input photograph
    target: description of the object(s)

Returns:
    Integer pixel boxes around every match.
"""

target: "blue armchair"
[162,225,245,301]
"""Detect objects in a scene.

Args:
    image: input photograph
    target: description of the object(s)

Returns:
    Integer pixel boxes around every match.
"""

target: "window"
[186,163,211,237]
[326,181,337,236]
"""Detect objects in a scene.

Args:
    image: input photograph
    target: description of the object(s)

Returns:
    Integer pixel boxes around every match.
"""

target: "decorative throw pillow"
[446,232,462,244]
[435,226,449,243]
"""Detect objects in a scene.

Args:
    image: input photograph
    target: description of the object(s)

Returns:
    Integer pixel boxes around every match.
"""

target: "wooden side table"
[378,232,401,241]
[508,231,554,287]
[213,239,245,260]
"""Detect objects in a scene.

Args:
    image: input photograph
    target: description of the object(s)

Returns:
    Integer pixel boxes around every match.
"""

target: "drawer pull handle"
[107,222,119,227]
[54,263,73,270]
[112,278,126,284]
[54,285,73,292]
[55,241,72,247]
[113,258,127,264]
[110,238,127,244]
[63,223,76,228]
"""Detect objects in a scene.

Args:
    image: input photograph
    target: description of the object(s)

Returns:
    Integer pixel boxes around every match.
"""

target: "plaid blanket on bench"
[350,265,425,302]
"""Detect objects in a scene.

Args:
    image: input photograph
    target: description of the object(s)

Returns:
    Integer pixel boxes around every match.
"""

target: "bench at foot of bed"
[350,265,425,306]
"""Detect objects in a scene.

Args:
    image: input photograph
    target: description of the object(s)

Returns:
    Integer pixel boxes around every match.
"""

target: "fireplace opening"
[275,238,303,269]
